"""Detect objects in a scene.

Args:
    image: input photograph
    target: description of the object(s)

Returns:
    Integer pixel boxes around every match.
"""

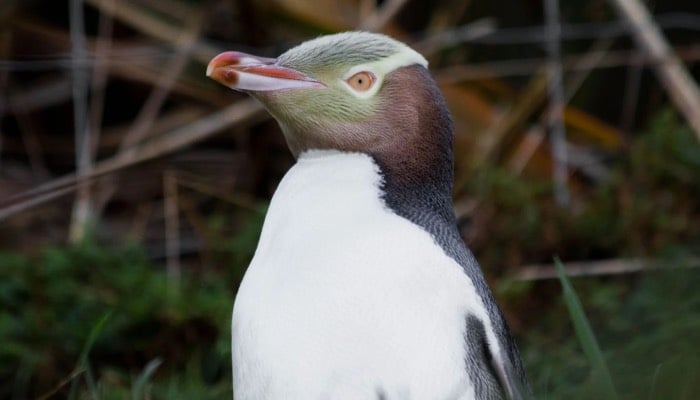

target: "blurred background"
[1,0,699,398]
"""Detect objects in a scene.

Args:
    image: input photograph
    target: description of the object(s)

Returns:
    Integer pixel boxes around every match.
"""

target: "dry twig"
[515,257,700,281]
[0,99,265,221]
[609,0,700,140]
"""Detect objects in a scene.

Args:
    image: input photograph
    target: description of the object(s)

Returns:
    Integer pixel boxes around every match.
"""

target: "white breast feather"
[232,151,498,400]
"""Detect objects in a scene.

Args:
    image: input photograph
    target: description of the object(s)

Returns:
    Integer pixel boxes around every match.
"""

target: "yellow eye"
[346,71,375,92]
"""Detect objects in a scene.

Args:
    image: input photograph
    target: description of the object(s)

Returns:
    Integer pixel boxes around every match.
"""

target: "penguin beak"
[207,51,325,92]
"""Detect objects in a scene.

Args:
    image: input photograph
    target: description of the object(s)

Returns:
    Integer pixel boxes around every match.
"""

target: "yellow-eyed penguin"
[207,31,531,400]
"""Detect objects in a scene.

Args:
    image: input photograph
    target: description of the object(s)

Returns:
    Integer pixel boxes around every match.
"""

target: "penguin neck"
[369,66,458,237]
[371,133,457,241]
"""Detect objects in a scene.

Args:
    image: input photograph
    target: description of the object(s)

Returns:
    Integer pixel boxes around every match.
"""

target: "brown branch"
[544,0,570,206]
[514,257,700,281]
[175,171,259,211]
[357,0,410,31]
[118,11,203,149]
[609,0,700,141]
[83,0,220,64]
[506,38,616,175]
[88,0,114,158]
[36,368,86,400]
[434,44,700,82]
[0,99,266,222]
[68,0,93,243]
[6,78,73,111]
[163,170,180,292]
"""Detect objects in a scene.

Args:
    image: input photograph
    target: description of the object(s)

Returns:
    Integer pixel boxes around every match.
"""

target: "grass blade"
[554,257,618,400]
[68,312,112,400]
[132,357,163,400]
[649,363,663,400]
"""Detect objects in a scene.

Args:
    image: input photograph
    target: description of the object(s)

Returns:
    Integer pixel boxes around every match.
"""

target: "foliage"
[554,258,617,400]
[521,262,700,400]
[0,240,233,399]
[467,110,700,271]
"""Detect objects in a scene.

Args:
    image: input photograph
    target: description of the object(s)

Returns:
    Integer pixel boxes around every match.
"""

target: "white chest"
[231,151,489,400]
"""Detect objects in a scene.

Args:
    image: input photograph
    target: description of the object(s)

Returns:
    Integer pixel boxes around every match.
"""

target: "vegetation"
[523,263,700,400]
[0,240,233,399]
[467,110,700,270]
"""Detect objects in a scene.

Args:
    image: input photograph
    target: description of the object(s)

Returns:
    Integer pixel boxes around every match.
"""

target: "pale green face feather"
[257,32,428,132]
[207,31,429,155]
[277,31,426,74]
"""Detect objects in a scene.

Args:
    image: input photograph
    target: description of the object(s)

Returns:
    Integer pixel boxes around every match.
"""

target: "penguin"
[207,31,531,400]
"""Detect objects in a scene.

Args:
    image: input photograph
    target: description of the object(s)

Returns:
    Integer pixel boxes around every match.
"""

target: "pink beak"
[206,51,325,92]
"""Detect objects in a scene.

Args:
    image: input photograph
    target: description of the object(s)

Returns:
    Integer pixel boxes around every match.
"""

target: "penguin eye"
[346,71,375,92]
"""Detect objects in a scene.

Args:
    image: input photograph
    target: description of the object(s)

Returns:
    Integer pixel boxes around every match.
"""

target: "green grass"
[0,240,234,399]
[554,258,617,400]
[521,259,700,400]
